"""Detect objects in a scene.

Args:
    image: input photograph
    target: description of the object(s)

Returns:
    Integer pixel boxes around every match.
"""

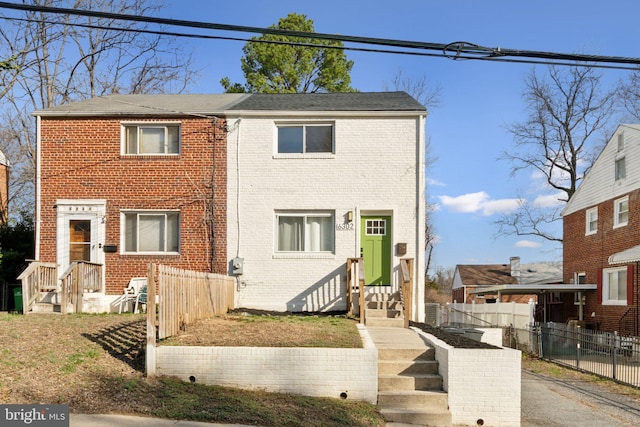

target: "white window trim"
[602,267,627,306]
[121,122,181,156]
[585,207,597,235]
[120,209,180,255]
[615,156,626,181]
[273,122,335,157]
[274,211,335,255]
[617,132,625,152]
[613,196,629,229]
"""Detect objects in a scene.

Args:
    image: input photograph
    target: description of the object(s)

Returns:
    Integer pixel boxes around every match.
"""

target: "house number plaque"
[336,222,355,231]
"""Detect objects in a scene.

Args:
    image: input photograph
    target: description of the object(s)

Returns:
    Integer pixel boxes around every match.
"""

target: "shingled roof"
[456,264,519,286]
[32,91,425,117]
[228,91,426,112]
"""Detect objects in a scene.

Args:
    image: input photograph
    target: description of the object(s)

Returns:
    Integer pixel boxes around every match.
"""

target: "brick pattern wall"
[152,324,378,403]
[420,329,521,426]
[38,116,227,294]
[563,189,640,331]
[226,116,425,315]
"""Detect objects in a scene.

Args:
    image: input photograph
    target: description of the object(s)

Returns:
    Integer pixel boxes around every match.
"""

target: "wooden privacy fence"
[148,263,235,340]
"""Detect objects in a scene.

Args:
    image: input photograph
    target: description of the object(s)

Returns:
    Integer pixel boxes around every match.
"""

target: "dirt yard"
[0,313,370,425]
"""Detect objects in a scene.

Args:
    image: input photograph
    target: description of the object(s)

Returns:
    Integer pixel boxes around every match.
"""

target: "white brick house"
[225,92,427,321]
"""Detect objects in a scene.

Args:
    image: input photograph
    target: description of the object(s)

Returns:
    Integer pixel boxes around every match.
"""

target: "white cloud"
[427,177,447,187]
[515,240,542,248]
[438,191,523,216]
[532,193,565,208]
[480,199,522,216]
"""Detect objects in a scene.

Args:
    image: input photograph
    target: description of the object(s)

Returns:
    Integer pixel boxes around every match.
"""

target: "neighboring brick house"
[562,124,640,334]
[32,92,427,319]
[452,257,524,303]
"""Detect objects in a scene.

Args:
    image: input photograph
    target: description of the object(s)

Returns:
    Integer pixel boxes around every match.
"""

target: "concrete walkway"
[366,325,431,350]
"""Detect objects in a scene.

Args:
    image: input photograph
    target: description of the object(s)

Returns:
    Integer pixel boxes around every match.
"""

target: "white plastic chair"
[118,277,147,313]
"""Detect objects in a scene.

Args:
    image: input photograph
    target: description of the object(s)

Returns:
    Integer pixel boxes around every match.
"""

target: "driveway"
[522,369,640,426]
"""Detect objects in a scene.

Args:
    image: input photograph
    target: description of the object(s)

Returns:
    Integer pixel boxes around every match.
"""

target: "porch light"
[347,211,353,222]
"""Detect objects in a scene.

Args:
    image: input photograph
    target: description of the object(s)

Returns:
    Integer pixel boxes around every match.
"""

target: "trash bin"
[12,286,23,313]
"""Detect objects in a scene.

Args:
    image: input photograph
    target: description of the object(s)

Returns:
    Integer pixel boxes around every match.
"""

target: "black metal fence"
[505,323,640,388]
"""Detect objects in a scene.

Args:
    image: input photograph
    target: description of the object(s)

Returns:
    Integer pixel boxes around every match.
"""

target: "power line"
[0,1,639,70]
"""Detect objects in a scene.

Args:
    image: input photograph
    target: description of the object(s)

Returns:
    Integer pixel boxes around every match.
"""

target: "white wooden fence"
[444,301,535,329]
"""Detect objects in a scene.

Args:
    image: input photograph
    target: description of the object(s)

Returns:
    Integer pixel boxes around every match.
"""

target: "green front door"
[360,216,392,286]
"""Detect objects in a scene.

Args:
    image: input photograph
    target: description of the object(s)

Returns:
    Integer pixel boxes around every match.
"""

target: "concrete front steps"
[365,293,451,427]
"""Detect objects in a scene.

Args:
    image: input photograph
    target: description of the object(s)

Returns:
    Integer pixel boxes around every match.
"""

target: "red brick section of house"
[38,116,227,295]
[563,189,640,332]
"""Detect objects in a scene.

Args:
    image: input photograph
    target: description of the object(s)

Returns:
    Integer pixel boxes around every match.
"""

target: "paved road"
[522,369,640,426]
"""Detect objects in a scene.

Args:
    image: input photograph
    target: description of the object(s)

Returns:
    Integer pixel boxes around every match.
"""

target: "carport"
[469,283,597,323]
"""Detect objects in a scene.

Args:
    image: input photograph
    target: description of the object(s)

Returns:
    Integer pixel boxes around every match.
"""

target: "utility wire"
[1,1,639,70]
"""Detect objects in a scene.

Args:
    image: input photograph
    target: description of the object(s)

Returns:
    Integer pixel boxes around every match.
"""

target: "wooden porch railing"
[346,258,366,323]
[60,261,103,314]
[400,258,414,328]
[17,261,58,313]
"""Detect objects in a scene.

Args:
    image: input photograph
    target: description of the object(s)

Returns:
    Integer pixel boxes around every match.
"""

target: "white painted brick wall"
[152,324,378,403]
[413,328,522,427]
[226,114,425,320]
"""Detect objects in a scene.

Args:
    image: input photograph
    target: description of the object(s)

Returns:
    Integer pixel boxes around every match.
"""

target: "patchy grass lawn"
[161,313,363,348]
[0,312,382,427]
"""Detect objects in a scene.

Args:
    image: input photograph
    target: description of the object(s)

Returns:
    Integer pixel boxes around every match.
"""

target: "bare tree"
[385,68,442,111]
[617,69,640,122]
[0,0,196,217]
[386,69,442,276]
[497,65,617,242]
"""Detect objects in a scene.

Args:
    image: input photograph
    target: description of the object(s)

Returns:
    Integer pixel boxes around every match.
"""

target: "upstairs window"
[614,196,629,228]
[123,211,180,253]
[602,267,627,305]
[585,207,598,235]
[276,211,334,252]
[617,133,625,151]
[277,124,333,154]
[123,124,180,155]
[615,157,626,180]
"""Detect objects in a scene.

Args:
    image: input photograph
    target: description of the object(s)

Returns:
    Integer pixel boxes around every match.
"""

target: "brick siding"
[563,189,640,331]
[38,116,227,294]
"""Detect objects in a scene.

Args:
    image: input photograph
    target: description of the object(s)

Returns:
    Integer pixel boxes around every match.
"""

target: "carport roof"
[469,284,597,296]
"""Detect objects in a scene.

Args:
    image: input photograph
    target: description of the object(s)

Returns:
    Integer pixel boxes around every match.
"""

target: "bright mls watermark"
[1,405,69,426]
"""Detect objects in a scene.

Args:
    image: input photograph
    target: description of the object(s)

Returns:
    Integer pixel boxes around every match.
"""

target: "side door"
[360,216,392,286]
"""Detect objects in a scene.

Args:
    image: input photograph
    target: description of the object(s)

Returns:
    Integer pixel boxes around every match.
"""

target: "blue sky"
[161,0,640,271]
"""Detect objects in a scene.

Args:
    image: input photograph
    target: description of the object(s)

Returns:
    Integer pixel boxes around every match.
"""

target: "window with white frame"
[617,133,625,152]
[122,124,180,155]
[615,157,626,180]
[276,211,334,252]
[123,211,179,253]
[602,267,627,305]
[614,196,629,228]
[277,124,333,154]
[585,207,598,235]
